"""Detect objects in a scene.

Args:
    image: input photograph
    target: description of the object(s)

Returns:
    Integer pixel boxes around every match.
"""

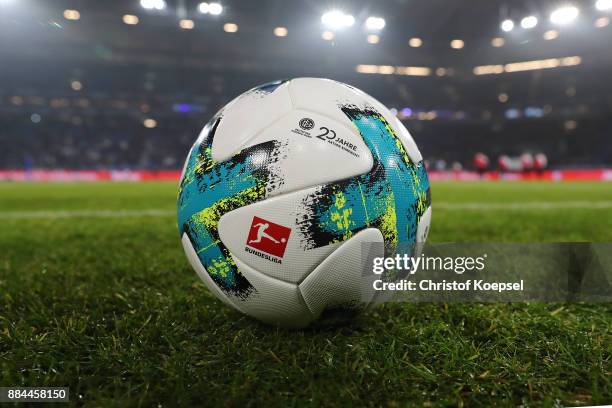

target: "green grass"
[0,181,610,406]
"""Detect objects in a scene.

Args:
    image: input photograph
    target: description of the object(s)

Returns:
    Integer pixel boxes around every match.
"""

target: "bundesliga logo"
[245,216,291,258]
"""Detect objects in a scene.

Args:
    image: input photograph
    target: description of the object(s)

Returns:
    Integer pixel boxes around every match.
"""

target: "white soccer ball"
[177,78,431,327]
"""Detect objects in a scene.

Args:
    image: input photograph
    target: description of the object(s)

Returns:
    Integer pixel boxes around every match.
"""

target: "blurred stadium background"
[1,0,611,181]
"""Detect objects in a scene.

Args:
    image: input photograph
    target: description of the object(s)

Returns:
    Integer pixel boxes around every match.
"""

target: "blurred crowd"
[1,108,610,170]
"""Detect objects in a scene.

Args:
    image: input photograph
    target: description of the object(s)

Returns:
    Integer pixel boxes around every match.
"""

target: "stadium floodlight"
[543,30,559,40]
[491,37,505,47]
[208,2,223,15]
[501,19,514,32]
[223,23,238,32]
[596,0,612,10]
[550,6,579,25]
[408,37,422,47]
[143,118,157,128]
[595,16,610,27]
[179,19,195,29]
[450,39,464,49]
[355,64,378,73]
[521,15,538,29]
[140,0,166,11]
[273,27,288,37]
[321,30,334,40]
[123,14,139,25]
[70,80,83,91]
[365,16,385,30]
[198,2,210,13]
[367,34,380,44]
[63,9,80,21]
[321,10,355,29]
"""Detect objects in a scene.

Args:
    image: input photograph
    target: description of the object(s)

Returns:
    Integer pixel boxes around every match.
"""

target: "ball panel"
[417,206,432,243]
[180,232,243,312]
[231,256,314,328]
[177,120,286,299]
[340,81,424,164]
[292,77,423,165]
[217,186,344,284]
[299,228,384,318]
[366,207,432,311]
[389,115,423,163]
[289,78,372,131]
[309,104,430,249]
[211,81,293,163]
[243,109,373,197]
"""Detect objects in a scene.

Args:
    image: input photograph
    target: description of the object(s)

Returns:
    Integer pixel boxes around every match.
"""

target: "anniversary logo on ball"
[299,117,314,130]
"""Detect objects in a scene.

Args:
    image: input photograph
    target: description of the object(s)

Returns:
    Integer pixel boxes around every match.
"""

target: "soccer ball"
[177,78,431,327]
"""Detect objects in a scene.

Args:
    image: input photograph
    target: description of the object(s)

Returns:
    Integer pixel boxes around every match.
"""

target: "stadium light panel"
[273,27,288,37]
[378,66,395,74]
[63,9,80,21]
[321,10,355,29]
[560,56,581,65]
[355,65,378,73]
[596,0,612,11]
[501,19,514,32]
[521,16,538,29]
[491,37,505,47]
[400,108,412,117]
[395,66,431,76]
[10,96,24,106]
[198,2,210,13]
[365,16,385,30]
[450,39,464,49]
[123,14,139,25]
[180,19,195,29]
[564,120,578,130]
[543,30,559,40]
[505,108,521,119]
[208,3,223,15]
[321,30,334,40]
[223,23,238,33]
[140,0,166,11]
[506,58,559,72]
[408,37,423,47]
[143,118,157,128]
[355,65,431,76]
[367,34,380,44]
[550,6,579,25]
[70,80,83,91]
[473,65,504,75]
[473,56,580,75]
[595,16,610,27]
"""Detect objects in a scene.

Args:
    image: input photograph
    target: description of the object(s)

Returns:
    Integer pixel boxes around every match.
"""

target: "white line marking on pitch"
[0,209,175,219]
[0,201,612,219]
[436,201,612,210]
